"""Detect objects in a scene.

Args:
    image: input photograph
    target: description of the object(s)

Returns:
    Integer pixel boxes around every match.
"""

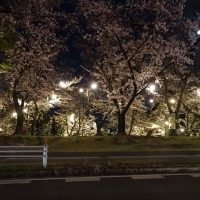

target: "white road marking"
[65,177,101,182]
[1,173,200,185]
[131,174,165,180]
[189,173,200,178]
[0,179,31,185]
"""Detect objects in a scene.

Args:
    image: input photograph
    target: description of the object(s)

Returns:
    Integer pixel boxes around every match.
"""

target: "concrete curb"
[0,166,200,179]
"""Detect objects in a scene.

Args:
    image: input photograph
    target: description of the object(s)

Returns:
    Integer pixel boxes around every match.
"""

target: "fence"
[0,145,48,168]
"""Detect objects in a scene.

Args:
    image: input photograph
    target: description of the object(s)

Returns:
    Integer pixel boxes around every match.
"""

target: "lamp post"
[167,97,176,135]
[78,82,100,135]
[79,82,98,99]
[164,121,170,136]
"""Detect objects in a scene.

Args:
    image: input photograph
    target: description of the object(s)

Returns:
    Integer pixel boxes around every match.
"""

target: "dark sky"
[185,0,200,18]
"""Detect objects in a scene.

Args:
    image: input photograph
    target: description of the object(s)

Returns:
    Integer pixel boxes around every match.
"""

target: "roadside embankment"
[1,135,200,178]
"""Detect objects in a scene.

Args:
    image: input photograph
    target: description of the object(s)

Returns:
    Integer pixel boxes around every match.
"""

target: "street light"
[79,88,84,93]
[78,82,98,91]
[149,98,154,103]
[78,82,98,99]
[180,128,185,133]
[169,98,176,104]
[90,82,98,90]
[197,30,200,35]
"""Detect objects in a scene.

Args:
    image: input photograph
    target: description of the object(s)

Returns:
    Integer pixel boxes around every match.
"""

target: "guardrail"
[0,145,48,168]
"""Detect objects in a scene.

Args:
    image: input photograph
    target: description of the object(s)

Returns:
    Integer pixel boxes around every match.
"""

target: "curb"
[0,166,200,179]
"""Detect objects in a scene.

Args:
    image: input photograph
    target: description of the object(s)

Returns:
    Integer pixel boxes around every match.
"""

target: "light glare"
[165,121,169,126]
[151,123,159,129]
[69,113,75,123]
[180,128,185,133]
[197,88,200,97]
[79,88,84,93]
[59,81,67,88]
[147,84,156,93]
[169,98,176,104]
[91,83,97,90]
[23,108,28,113]
[12,112,17,118]
[49,92,60,105]
[149,98,154,103]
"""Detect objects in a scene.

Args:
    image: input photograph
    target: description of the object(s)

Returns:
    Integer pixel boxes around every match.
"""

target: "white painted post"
[43,144,48,168]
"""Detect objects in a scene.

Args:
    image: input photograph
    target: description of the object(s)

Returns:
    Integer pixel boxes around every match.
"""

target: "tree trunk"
[128,110,135,135]
[96,123,103,136]
[13,89,25,135]
[31,112,37,136]
[31,101,39,136]
[77,106,81,135]
[51,117,57,136]
[117,112,126,135]
[15,109,24,135]
[169,113,178,136]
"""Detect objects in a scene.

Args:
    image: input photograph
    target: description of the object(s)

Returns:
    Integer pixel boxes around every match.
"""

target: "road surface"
[1,174,200,200]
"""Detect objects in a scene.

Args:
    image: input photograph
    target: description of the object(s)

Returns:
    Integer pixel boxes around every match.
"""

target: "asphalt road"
[1,174,200,200]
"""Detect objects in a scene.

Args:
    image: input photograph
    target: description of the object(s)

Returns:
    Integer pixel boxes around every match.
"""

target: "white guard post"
[43,144,48,168]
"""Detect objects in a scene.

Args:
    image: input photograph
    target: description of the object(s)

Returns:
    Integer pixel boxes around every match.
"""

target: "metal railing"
[0,145,48,168]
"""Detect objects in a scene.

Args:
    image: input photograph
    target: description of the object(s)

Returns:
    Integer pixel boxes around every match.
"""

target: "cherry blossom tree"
[156,1,200,135]
[77,0,195,135]
[1,0,79,135]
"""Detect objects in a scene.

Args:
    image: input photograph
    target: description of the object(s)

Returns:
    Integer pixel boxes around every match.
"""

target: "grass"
[0,135,200,152]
